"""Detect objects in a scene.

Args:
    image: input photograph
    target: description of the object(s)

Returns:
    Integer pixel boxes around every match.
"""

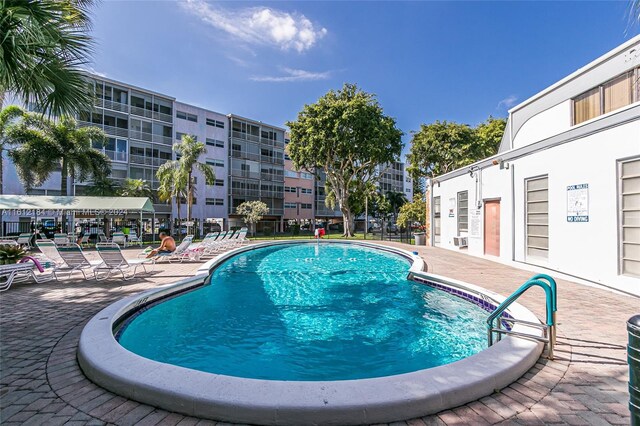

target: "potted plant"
[0,245,27,265]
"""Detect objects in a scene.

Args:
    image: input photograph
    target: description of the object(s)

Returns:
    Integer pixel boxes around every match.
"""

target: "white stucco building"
[431,35,640,296]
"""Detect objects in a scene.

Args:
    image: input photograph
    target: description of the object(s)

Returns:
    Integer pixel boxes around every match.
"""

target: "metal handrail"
[487,274,557,359]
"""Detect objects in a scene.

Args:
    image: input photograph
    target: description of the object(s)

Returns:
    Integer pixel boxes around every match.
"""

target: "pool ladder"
[487,274,558,359]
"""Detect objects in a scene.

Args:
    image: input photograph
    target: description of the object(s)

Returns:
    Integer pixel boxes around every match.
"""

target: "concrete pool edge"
[77,241,544,425]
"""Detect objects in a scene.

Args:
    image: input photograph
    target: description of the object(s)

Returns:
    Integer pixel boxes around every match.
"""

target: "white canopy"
[0,195,155,213]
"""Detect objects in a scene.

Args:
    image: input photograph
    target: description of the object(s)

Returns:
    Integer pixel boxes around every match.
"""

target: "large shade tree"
[236,200,269,236]
[0,0,95,115]
[0,105,24,194]
[287,83,403,237]
[6,114,109,196]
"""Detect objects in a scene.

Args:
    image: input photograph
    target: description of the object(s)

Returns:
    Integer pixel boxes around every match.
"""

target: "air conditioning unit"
[453,236,468,248]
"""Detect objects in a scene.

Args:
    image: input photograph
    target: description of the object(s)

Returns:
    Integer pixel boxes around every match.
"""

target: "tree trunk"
[340,207,354,237]
[176,196,182,239]
[60,159,68,196]
[0,148,4,195]
[187,172,192,234]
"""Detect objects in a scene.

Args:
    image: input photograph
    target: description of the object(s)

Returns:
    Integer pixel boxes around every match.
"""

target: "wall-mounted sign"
[567,184,589,222]
[448,198,455,217]
[469,209,481,238]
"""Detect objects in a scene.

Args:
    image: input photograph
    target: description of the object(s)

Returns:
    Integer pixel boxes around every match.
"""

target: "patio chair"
[35,239,66,268]
[153,237,193,263]
[79,234,91,247]
[0,239,18,246]
[127,231,142,246]
[54,244,96,280]
[16,233,33,250]
[97,233,108,243]
[111,232,127,247]
[0,259,54,292]
[94,243,154,280]
[53,233,70,246]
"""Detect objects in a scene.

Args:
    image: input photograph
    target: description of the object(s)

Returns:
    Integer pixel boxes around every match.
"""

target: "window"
[434,196,441,244]
[284,186,297,193]
[620,158,640,277]
[457,191,468,234]
[206,138,225,148]
[300,188,312,194]
[177,110,197,122]
[300,172,313,180]
[206,159,224,168]
[213,179,224,186]
[284,202,297,209]
[301,203,312,209]
[206,118,225,128]
[573,68,639,125]
[525,176,549,260]
[406,177,412,183]
[285,170,298,178]
[176,132,196,141]
[206,198,224,206]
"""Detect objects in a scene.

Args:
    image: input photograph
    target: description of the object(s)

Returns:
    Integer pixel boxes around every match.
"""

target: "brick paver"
[0,242,637,425]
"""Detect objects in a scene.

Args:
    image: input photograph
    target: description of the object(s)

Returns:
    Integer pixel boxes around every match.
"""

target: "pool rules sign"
[567,184,589,222]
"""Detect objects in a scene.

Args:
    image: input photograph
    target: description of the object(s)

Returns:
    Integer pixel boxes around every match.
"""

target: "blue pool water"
[117,243,489,381]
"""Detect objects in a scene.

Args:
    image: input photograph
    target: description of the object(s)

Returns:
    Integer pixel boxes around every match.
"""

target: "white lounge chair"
[111,232,127,247]
[0,239,18,246]
[35,239,66,268]
[127,231,142,246]
[153,237,193,263]
[0,259,53,292]
[16,233,33,250]
[79,234,91,247]
[94,243,154,280]
[53,233,70,246]
[54,244,96,280]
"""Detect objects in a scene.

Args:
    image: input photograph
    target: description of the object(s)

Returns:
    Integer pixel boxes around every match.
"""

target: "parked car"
[328,222,343,231]
[368,223,399,235]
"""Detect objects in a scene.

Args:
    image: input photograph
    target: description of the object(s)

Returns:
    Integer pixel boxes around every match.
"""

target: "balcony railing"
[261,190,284,198]
[261,173,284,182]
[230,189,260,198]
[152,111,173,123]
[231,131,260,143]
[103,125,129,138]
[261,155,284,165]
[105,150,127,163]
[260,137,285,149]
[130,105,153,119]
[231,150,261,162]
[231,170,261,180]
[129,130,153,142]
[153,134,173,145]
[95,99,130,114]
[130,155,169,167]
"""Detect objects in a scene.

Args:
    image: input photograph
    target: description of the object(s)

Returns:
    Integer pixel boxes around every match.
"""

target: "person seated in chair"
[146,231,176,258]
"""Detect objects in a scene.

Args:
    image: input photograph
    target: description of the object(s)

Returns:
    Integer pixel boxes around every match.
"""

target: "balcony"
[231,150,261,162]
[152,111,173,123]
[103,125,129,138]
[129,105,150,119]
[231,131,259,143]
[95,99,130,114]
[129,130,153,142]
[261,155,284,165]
[130,155,169,167]
[260,138,285,149]
[261,190,284,198]
[153,134,173,145]
[261,173,284,182]
[231,170,261,180]
[105,150,127,163]
[230,189,260,198]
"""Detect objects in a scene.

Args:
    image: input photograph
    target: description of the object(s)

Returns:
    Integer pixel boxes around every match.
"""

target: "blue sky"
[89,1,637,154]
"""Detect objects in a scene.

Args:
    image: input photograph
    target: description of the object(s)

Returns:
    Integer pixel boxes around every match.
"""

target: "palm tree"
[157,162,187,235]
[119,178,153,199]
[0,0,95,115]
[0,105,24,194]
[386,191,408,222]
[161,135,215,225]
[84,175,119,196]
[6,114,110,196]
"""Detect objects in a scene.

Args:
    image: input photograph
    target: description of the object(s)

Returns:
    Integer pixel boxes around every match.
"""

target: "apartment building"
[432,35,640,296]
[227,115,286,231]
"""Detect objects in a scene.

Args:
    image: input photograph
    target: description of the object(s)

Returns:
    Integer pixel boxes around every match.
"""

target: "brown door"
[484,200,500,257]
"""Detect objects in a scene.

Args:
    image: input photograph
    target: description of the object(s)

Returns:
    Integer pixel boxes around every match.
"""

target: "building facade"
[431,36,640,296]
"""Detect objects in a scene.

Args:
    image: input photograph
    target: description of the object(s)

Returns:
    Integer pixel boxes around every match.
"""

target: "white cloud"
[181,0,327,53]
[250,68,332,83]
[497,95,518,109]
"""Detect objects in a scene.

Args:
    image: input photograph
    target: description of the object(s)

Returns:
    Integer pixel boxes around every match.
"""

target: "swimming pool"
[78,240,544,425]
[117,243,488,381]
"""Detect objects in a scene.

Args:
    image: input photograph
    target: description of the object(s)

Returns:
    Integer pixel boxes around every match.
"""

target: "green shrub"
[0,245,27,265]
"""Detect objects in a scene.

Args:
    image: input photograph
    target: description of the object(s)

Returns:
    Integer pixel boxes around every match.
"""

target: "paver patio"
[0,241,637,425]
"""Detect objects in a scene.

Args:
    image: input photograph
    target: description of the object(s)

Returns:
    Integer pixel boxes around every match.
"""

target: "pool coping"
[77,240,544,425]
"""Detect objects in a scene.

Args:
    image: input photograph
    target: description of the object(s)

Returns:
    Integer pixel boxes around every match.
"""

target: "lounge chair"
[54,244,96,280]
[94,243,154,280]
[97,233,108,243]
[0,239,18,246]
[0,258,53,292]
[127,231,142,246]
[16,233,33,250]
[53,233,70,246]
[153,237,193,263]
[111,232,127,247]
[35,239,66,268]
[79,234,91,247]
